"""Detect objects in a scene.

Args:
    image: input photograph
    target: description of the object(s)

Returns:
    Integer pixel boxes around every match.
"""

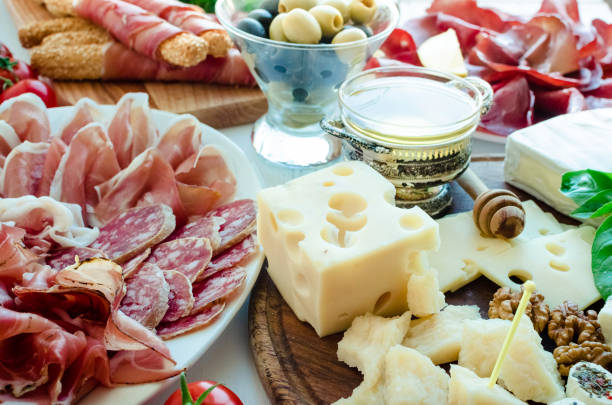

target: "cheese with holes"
[505,108,612,218]
[431,200,568,293]
[448,365,527,405]
[598,297,612,345]
[458,316,565,403]
[566,362,612,405]
[257,161,439,336]
[403,305,481,364]
[383,345,449,405]
[479,227,598,309]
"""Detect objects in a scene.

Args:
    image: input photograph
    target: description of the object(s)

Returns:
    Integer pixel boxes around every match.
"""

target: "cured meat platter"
[4,0,268,129]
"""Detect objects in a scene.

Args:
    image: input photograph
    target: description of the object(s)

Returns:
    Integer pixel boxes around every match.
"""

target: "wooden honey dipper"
[456,168,525,239]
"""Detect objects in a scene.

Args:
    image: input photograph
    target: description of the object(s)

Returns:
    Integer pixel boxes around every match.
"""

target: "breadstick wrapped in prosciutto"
[121,0,233,57]
[73,0,209,67]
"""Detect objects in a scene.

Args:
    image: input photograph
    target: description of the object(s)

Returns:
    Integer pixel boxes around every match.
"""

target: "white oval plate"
[46,105,265,405]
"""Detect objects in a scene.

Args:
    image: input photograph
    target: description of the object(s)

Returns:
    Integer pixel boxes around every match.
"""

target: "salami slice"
[168,215,223,250]
[146,237,212,282]
[120,263,170,329]
[46,247,107,270]
[196,233,257,282]
[157,301,225,340]
[122,247,151,278]
[161,270,194,323]
[190,266,246,315]
[90,204,175,263]
[210,199,256,255]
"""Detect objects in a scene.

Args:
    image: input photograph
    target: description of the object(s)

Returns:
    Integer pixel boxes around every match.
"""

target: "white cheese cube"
[504,108,612,218]
[459,316,565,403]
[407,268,445,317]
[566,362,612,405]
[257,161,439,336]
[383,345,449,405]
[598,297,612,345]
[479,227,598,309]
[403,305,481,364]
[448,365,527,405]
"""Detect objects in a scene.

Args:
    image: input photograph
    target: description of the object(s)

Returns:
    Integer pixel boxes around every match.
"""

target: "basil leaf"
[571,189,612,218]
[561,169,612,206]
[593,216,612,300]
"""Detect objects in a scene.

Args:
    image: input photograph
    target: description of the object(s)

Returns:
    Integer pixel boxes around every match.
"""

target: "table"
[0,0,607,403]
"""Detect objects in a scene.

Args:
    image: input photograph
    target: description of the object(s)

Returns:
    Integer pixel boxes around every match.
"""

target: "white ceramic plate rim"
[44,105,265,405]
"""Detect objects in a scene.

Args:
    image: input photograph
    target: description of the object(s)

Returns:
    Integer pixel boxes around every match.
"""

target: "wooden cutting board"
[248,155,582,405]
[4,0,267,129]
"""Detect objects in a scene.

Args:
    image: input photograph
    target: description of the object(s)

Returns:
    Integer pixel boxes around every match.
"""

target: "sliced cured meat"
[155,115,202,169]
[168,215,223,250]
[426,0,519,32]
[50,123,121,223]
[58,98,100,145]
[146,237,212,282]
[534,87,586,115]
[197,233,257,282]
[0,224,38,281]
[122,247,150,278]
[0,196,99,251]
[177,183,222,219]
[175,145,237,216]
[190,266,246,314]
[161,270,194,323]
[108,348,180,384]
[94,149,185,225]
[0,141,49,198]
[46,247,107,271]
[157,301,225,339]
[107,93,158,169]
[37,137,67,197]
[90,204,175,263]
[480,76,535,136]
[0,93,50,143]
[21,264,58,290]
[0,121,20,166]
[0,280,14,309]
[120,263,170,328]
[210,199,257,255]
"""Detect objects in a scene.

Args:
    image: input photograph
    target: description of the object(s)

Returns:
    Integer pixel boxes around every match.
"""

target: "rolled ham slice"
[0,93,50,143]
[0,121,20,167]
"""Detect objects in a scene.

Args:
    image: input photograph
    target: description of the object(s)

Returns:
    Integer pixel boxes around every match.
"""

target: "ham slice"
[0,121,20,167]
[107,93,158,169]
[0,141,49,198]
[0,93,50,143]
[190,266,246,314]
[50,123,121,224]
[95,149,186,225]
[155,115,202,170]
[0,224,38,281]
[197,233,257,282]
[58,98,101,145]
[157,301,224,339]
[73,0,184,61]
[120,263,170,328]
[161,270,194,323]
[90,204,175,263]
[37,138,68,197]
[146,237,212,282]
[480,76,535,136]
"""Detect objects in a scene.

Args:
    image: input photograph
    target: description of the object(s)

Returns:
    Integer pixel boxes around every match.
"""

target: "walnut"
[488,286,550,333]
[548,301,604,347]
[553,341,612,376]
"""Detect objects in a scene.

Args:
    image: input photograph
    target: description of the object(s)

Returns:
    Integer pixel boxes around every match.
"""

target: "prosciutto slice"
[0,141,49,198]
[58,98,101,145]
[38,138,68,197]
[46,247,108,271]
[95,149,185,225]
[50,123,121,224]
[73,0,184,61]
[0,93,50,143]
[107,93,158,169]
[0,224,38,281]
[155,115,202,169]
[480,76,535,136]
[0,121,20,167]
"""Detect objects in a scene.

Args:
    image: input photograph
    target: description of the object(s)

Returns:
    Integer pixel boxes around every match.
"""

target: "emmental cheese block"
[257,161,439,336]
[448,365,527,405]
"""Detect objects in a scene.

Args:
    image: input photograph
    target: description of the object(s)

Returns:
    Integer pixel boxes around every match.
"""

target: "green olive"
[318,0,350,22]
[278,0,317,13]
[331,26,367,44]
[269,14,289,41]
[282,8,322,44]
[349,0,376,24]
[309,5,343,38]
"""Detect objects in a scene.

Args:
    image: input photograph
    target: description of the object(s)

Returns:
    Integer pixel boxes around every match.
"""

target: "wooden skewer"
[456,168,525,239]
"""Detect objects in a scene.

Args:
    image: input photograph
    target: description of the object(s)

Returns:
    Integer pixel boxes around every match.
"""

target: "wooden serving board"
[4,0,267,129]
[248,155,581,405]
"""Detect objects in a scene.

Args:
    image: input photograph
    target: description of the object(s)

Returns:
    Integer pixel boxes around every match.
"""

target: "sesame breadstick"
[18,18,99,48]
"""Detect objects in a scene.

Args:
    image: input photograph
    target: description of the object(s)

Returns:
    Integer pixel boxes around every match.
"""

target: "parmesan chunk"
[448,365,527,405]
[407,268,445,317]
[458,316,565,403]
[403,305,481,364]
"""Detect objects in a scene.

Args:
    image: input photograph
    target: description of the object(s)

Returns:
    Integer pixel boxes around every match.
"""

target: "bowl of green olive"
[216,0,398,170]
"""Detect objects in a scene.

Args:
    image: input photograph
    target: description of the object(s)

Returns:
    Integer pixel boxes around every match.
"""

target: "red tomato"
[0,79,57,108]
[0,43,11,58]
[11,60,37,81]
[164,374,242,405]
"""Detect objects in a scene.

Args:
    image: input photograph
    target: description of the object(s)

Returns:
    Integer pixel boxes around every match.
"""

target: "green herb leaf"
[561,170,612,206]
[593,216,612,300]
[572,189,612,218]
[0,57,16,71]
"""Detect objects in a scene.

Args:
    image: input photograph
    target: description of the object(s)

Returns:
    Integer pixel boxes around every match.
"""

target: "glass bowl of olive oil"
[322,66,493,215]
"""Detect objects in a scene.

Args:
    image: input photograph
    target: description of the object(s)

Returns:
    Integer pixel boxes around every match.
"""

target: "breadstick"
[41,0,75,16]
[18,17,99,48]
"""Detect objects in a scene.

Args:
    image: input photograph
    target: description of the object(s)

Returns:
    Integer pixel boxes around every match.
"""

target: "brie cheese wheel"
[566,362,612,405]
[504,108,612,218]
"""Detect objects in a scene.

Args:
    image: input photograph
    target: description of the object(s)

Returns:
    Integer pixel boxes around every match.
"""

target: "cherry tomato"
[0,43,11,58]
[0,79,57,108]
[11,60,37,81]
[164,374,242,405]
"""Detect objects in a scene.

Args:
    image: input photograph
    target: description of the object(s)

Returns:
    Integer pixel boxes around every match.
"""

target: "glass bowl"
[216,0,399,170]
